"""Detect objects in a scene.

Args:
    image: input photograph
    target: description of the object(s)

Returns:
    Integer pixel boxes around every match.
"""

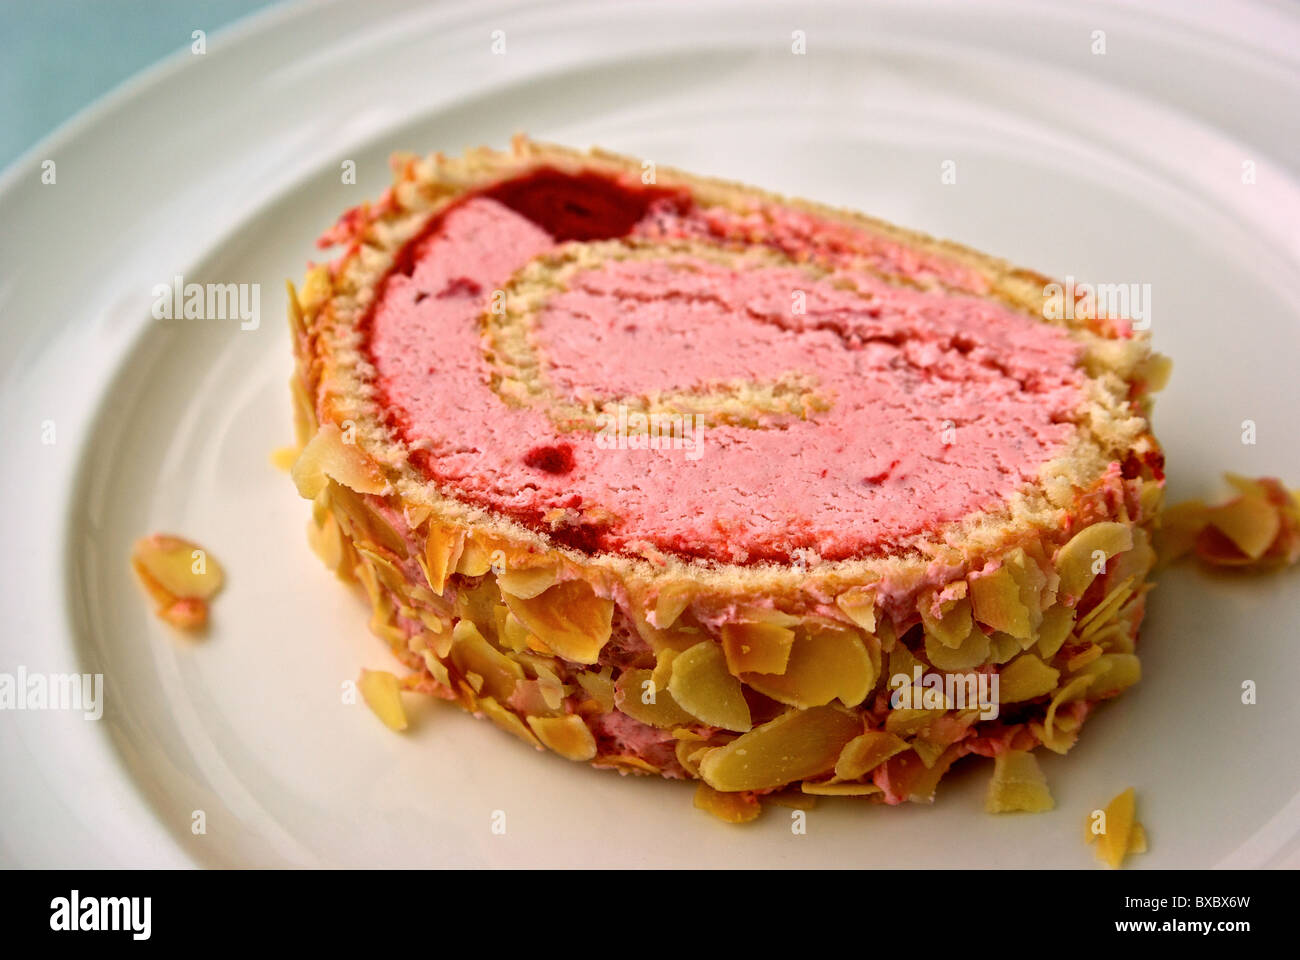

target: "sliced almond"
[1094,787,1138,868]
[969,564,1031,639]
[329,483,408,557]
[652,583,693,629]
[693,782,761,823]
[526,714,597,761]
[449,620,523,702]
[998,653,1061,703]
[667,641,752,732]
[1055,522,1133,600]
[1075,653,1141,698]
[132,534,225,601]
[359,669,407,731]
[743,622,874,708]
[697,706,862,792]
[478,696,542,748]
[985,749,1054,813]
[918,588,972,649]
[575,669,616,713]
[421,526,465,595]
[923,622,991,672]
[291,422,386,499]
[502,579,614,665]
[835,584,879,632]
[1035,603,1076,660]
[615,668,695,728]
[1206,495,1280,560]
[456,537,494,577]
[497,564,558,600]
[721,620,795,676]
[834,731,909,780]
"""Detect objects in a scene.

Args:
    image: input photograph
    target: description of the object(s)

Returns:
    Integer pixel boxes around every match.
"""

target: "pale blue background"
[0,0,280,170]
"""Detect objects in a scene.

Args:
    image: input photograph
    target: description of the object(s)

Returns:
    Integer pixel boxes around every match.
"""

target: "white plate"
[3,0,1299,868]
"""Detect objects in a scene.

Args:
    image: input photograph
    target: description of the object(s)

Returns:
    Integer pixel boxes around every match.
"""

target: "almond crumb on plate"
[131,534,225,632]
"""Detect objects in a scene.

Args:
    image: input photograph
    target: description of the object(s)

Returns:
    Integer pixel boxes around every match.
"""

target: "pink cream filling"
[368,195,1086,563]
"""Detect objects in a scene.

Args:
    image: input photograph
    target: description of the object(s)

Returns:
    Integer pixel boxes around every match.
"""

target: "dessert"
[287,136,1169,815]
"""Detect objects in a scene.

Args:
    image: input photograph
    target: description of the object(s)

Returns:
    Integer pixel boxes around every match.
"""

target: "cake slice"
[287,136,1168,813]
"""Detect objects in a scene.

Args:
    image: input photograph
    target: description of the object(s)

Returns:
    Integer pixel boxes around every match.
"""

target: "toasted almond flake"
[985,750,1054,813]
[497,610,532,652]
[924,622,991,671]
[526,714,596,761]
[449,620,523,701]
[834,731,909,780]
[987,632,1021,664]
[698,706,862,792]
[420,649,452,688]
[998,654,1061,703]
[1128,822,1149,855]
[884,708,938,737]
[502,579,613,665]
[478,696,542,748]
[835,584,879,632]
[668,641,753,732]
[721,620,795,676]
[801,781,882,796]
[1035,603,1076,660]
[744,622,874,708]
[1075,653,1141,698]
[693,782,761,823]
[650,648,679,691]
[456,537,493,576]
[298,264,332,315]
[652,583,693,629]
[157,597,208,630]
[615,668,695,728]
[403,503,433,529]
[328,483,408,557]
[132,534,225,601]
[1041,675,1093,752]
[1055,522,1134,600]
[291,423,386,499]
[1093,787,1140,868]
[919,590,973,649]
[575,669,616,713]
[359,669,408,731]
[354,544,408,596]
[1066,644,1103,671]
[602,755,660,775]
[1076,577,1136,639]
[422,526,465,595]
[885,745,961,803]
[497,564,558,600]
[910,738,948,768]
[969,566,1032,639]
[1206,494,1280,560]
[675,738,706,777]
